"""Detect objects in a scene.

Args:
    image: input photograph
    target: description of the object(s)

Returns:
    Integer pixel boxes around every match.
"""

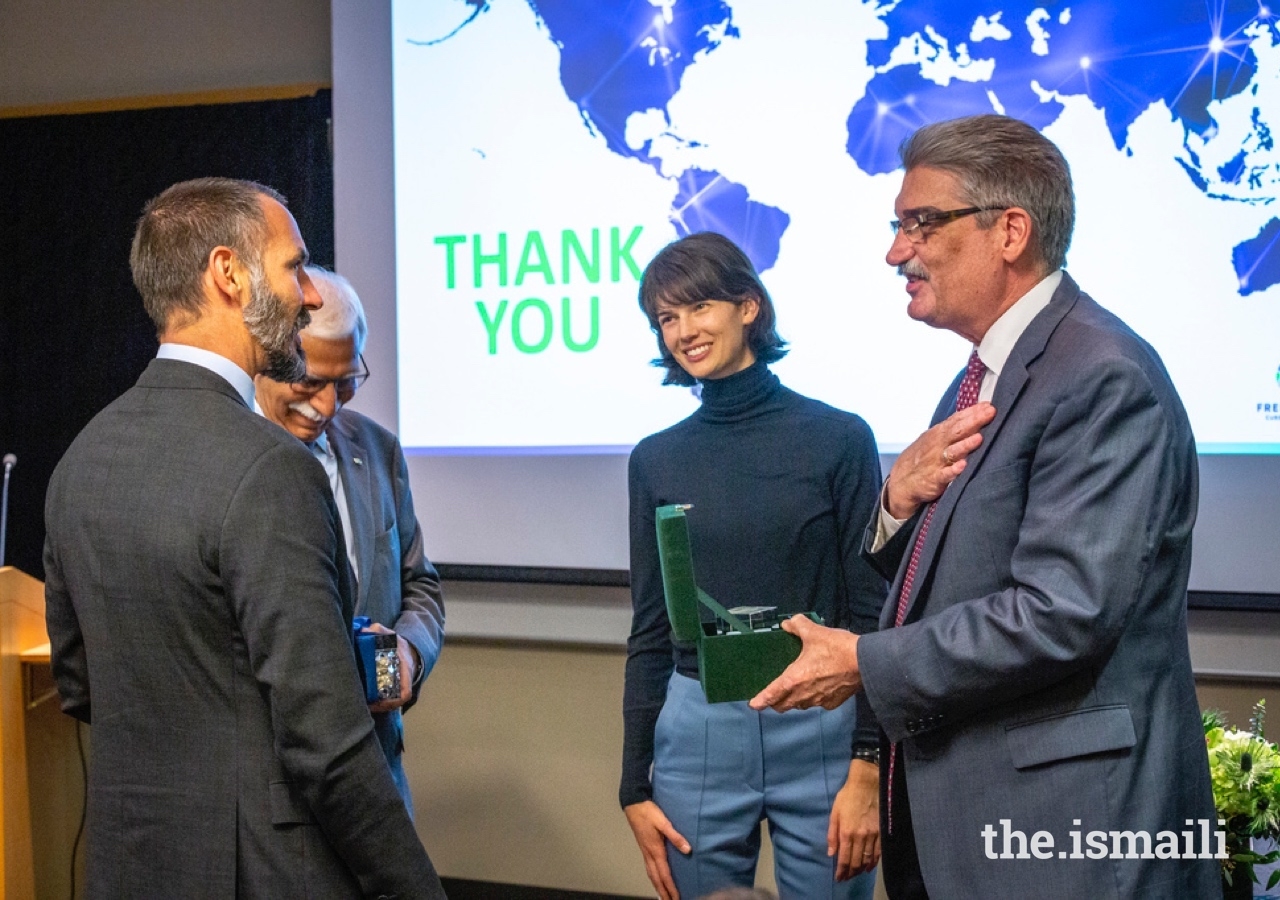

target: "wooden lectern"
[1,565,48,900]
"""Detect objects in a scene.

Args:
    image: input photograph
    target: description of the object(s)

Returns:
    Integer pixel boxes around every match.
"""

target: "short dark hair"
[900,114,1075,272]
[129,177,286,333]
[638,232,788,386]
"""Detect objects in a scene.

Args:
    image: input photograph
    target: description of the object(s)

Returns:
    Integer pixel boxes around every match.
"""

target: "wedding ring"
[942,447,954,466]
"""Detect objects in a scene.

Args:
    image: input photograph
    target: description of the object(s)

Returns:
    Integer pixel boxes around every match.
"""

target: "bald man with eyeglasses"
[256,265,445,816]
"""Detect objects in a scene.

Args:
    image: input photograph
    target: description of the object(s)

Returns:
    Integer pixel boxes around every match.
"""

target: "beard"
[244,267,309,383]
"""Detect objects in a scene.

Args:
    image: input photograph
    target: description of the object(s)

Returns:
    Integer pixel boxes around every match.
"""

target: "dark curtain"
[0,90,334,580]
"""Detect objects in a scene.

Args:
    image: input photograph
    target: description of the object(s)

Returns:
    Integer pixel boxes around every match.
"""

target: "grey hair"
[303,266,368,353]
[899,114,1074,272]
[129,177,285,333]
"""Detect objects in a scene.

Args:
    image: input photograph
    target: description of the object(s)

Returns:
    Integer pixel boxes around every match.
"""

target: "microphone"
[1,453,15,568]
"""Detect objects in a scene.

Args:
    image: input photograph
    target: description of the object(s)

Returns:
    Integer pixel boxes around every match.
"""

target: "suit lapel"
[896,274,1083,623]
[327,417,376,615]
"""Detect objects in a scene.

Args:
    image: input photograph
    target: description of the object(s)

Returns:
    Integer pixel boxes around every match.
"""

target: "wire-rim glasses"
[890,206,1009,242]
[294,354,370,398]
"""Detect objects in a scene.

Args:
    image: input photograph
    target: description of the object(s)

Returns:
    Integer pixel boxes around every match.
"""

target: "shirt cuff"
[409,643,426,687]
[871,482,909,552]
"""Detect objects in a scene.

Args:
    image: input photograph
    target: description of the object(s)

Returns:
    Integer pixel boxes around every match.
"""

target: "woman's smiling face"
[656,296,759,381]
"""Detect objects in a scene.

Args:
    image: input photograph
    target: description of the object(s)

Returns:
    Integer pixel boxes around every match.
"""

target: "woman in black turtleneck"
[620,232,887,900]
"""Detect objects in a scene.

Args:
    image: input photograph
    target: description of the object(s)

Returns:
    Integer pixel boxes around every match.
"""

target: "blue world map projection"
[527,0,792,271]
[848,1,1265,168]
[392,0,1280,452]
[439,0,1279,293]
[845,0,1280,293]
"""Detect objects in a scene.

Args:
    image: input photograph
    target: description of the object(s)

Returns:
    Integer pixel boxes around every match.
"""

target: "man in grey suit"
[751,116,1220,898]
[255,266,445,816]
[44,178,445,899]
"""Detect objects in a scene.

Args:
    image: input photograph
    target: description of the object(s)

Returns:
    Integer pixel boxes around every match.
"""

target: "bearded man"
[43,178,444,899]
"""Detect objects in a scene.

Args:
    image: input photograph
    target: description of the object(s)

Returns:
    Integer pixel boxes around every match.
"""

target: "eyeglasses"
[890,206,1009,242]
[294,354,370,398]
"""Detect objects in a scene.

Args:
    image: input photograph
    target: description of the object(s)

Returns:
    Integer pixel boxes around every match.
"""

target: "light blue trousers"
[653,673,876,900]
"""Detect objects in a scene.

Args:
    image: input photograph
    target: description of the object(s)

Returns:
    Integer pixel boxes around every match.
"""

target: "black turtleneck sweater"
[620,360,886,808]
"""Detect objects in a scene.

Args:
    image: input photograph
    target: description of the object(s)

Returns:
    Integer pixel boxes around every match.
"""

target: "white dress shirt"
[157,343,255,408]
[309,431,359,584]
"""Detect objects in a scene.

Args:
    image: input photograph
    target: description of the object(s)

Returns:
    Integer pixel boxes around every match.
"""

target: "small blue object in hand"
[351,616,401,704]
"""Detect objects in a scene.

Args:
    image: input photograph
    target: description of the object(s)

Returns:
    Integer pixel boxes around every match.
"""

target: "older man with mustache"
[256,266,445,816]
[751,117,1218,899]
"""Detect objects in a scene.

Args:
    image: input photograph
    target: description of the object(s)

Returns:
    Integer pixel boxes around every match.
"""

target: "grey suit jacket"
[327,408,445,812]
[44,359,445,900]
[858,275,1219,898]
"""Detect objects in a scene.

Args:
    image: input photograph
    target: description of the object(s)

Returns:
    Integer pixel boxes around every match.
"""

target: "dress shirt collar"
[157,343,255,408]
[974,269,1063,378]
[310,430,331,457]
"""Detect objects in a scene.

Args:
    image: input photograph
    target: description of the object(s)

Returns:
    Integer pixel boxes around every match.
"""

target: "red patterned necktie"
[887,348,986,834]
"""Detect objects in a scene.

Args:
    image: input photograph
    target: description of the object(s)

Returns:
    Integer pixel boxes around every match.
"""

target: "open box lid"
[655,504,752,643]
[655,505,703,643]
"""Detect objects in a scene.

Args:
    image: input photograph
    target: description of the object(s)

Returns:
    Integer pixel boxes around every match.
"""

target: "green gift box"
[655,504,820,703]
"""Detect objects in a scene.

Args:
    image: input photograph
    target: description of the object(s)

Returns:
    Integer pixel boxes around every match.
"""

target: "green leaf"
[1205,708,1228,732]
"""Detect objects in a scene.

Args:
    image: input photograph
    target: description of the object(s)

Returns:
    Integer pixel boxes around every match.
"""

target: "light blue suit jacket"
[859,274,1219,898]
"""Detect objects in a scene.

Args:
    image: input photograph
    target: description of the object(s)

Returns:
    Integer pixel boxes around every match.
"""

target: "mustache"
[288,400,324,423]
[898,262,929,280]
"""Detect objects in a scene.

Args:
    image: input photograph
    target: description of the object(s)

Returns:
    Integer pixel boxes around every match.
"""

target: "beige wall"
[407,641,645,894]
[1195,679,1280,734]
[0,0,331,112]
[407,639,810,898]
[407,639,1280,897]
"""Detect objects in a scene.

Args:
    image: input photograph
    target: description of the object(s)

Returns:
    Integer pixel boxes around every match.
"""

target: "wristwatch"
[853,745,881,766]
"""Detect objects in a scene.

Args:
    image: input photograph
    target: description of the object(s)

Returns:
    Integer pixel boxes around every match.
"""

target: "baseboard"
[440,878,647,900]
